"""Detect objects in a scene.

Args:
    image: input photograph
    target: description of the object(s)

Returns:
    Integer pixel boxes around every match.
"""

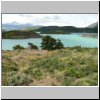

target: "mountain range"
[35,22,98,34]
[2,21,98,33]
[2,22,41,31]
[87,22,98,28]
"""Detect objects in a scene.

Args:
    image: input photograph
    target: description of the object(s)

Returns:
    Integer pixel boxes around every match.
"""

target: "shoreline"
[2,37,42,40]
[80,33,98,38]
[2,46,98,51]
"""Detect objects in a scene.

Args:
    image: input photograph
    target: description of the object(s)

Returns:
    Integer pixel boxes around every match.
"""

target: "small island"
[2,30,42,39]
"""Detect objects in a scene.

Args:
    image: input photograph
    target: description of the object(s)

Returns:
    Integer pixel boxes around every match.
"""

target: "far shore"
[2,33,98,39]
[81,33,98,38]
[2,37,42,39]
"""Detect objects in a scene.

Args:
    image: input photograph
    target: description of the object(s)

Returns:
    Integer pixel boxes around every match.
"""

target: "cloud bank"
[2,14,98,28]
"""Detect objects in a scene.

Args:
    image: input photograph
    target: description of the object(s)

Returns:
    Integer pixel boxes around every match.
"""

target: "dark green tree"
[13,45,25,50]
[41,36,56,50]
[28,42,38,49]
[55,39,64,49]
[41,36,64,50]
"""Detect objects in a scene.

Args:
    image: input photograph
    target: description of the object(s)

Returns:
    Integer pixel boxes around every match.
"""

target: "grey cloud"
[53,16,60,20]
[18,14,32,17]
[44,16,51,19]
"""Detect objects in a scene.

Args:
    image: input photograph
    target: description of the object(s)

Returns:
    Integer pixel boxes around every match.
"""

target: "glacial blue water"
[2,33,98,50]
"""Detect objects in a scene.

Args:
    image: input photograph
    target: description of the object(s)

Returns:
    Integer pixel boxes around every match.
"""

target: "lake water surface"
[2,33,98,50]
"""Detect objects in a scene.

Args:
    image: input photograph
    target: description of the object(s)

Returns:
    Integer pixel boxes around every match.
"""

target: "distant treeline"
[35,26,98,34]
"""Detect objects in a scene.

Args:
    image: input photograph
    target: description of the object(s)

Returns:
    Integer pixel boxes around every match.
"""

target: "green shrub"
[13,45,25,50]
[64,68,76,77]
[64,67,86,78]
[8,66,19,71]
[71,73,98,86]
[2,62,19,72]
[38,57,66,71]
[55,39,64,49]
[24,66,33,76]
[87,73,98,86]
[2,72,9,86]
[7,73,33,86]
[71,79,90,86]
[69,46,82,51]
[62,76,76,86]
[28,42,38,49]
[33,69,42,80]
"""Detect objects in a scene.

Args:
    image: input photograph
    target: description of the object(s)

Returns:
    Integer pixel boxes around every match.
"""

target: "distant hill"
[87,22,98,29]
[35,22,98,34]
[86,22,98,33]
[35,26,84,34]
[2,22,98,38]
[2,22,41,31]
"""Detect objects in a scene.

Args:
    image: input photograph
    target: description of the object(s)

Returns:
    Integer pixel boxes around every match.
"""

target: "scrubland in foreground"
[2,47,98,86]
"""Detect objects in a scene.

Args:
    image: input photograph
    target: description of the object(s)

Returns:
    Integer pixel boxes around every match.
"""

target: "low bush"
[33,69,42,80]
[13,45,25,50]
[7,73,33,86]
[70,73,98,86]
[24,66,33,75]
[28,42,38,49]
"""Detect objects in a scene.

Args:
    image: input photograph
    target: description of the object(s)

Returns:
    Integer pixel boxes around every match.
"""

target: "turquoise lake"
[2,33,98,50]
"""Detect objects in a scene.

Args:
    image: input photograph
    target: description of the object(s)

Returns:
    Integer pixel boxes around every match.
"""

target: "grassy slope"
[2,47,98,86]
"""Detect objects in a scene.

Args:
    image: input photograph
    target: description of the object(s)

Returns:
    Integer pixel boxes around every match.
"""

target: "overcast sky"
[2,14,98,27]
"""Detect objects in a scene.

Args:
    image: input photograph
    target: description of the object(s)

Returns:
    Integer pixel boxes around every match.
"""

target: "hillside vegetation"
[2,30,41,39]
[2,47,98,86]
[35,26,98,34]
